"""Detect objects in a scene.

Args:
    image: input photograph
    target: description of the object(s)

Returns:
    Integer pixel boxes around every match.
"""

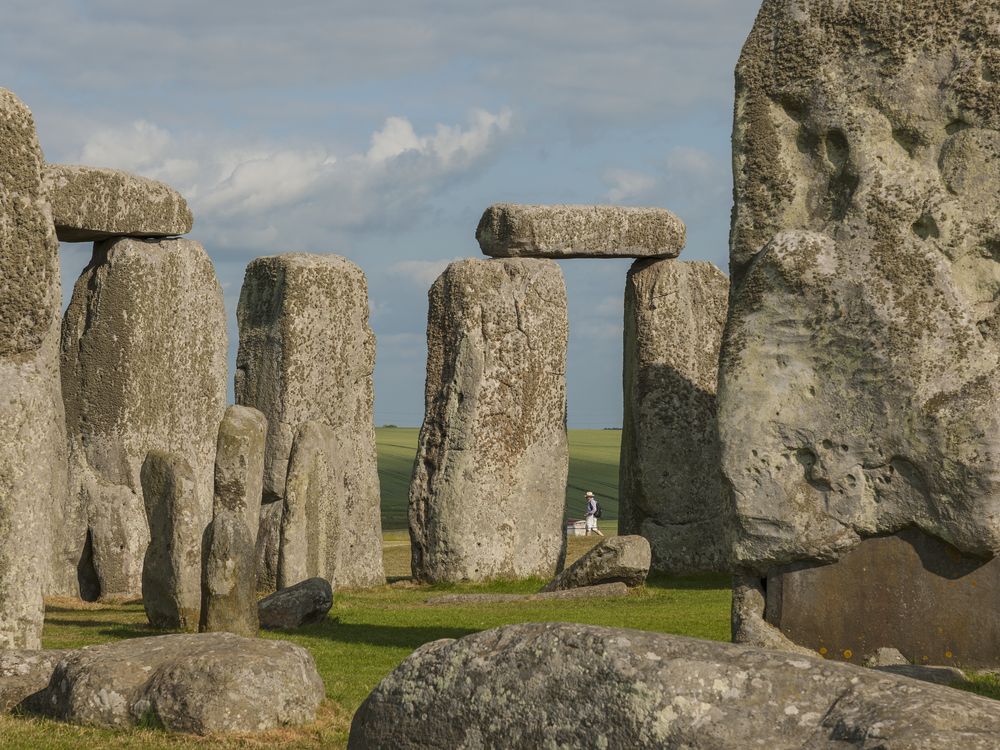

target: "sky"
[5,0,761,428]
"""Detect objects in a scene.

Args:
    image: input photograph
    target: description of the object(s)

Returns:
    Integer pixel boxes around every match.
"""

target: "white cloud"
[387,258,463,288]
[603,168,656,203]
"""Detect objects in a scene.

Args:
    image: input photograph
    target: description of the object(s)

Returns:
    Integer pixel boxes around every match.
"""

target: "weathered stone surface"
[0,650,68,713]
[199,509,258,638]
[255,501,283,593]
[258,577,333,630]
[61,237,227,599]
[541,536,650,592]
[349,622,1000,750]
[214,405,266,541]
[278,422,340,589]
[865,647,908,668]
[30,633,324,734]
[731,575,813,656]
[409,258,569,583]
[43,164,193,243]
[426,582,630,606]
[0,88,70,646]
[876,664,968,687]
[720,2,1000,572]
[766,528,1000,668]
[620,259,729,574]
[476,204,685,259]
[236,253,383,589]
[140,452,201,630]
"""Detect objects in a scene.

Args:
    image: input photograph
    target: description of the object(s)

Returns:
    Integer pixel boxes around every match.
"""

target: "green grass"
[376,427,621,531]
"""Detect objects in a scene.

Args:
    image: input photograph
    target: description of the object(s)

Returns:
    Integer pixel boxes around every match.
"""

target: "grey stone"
[0,650,68,713]
[61,237,228,599]
[731,575,814,656]
[865,647,909,668]
[620,259,730,574]
[409,258,569,583]
[720,1,1000,573]
[348,622,1000,750]
[876,664,968,687]
[0,88,70,646]
[255,501,283,593]
[258,577,333,630]
[199,509,258,638]
[541,536,650,592]
[236,253,384,589]
[140,452,201,630]
[213,405,266,542]
[43,164,193,243]
[30,633,324,734]
[278,421,340,589]
[476,204,685,259]
[426,582,630,606]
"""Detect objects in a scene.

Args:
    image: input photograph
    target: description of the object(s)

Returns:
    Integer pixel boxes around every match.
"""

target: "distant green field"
[376,428,621,531]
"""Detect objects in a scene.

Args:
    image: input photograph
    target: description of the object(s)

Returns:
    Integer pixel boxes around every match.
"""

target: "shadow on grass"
[288,621,476,650]
[646,573,731,591]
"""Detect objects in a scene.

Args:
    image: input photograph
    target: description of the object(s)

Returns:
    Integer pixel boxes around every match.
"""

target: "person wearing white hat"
[584,491,604,536]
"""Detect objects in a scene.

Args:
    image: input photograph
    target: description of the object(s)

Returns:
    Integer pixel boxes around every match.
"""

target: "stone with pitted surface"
[200,508,258,638]
[43,164,193,243]
[348,622,1000,750]
[541,536,650,592]
[720,0,1000,572]
[620,259,730,574]
[213,405,267,541]
[476,203,685,259]
[409,258,569,583]
[258,577,333,630]
[0,650,68,713]
[236,253,383,589]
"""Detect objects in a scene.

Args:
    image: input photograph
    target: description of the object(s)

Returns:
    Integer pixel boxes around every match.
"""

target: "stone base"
[765,528,1000,669]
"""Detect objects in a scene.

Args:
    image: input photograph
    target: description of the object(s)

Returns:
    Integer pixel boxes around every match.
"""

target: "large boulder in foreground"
[43,164,193,243]
[0,650,69,713]
[259,577,333,630]
[541,536,650,592]
[31,633,324,734]
[349,622,1000,749]
[409,258,569,583]
[236,253,384,589]
[620,259,729,574]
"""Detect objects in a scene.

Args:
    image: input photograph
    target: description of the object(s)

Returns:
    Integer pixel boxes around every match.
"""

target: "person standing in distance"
[585,491,604,536]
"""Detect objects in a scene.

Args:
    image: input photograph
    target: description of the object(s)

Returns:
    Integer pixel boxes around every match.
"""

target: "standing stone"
[235,253,384,589]
[140,452,201,630]
[199,508,258,638]
[620,259,729,574]
[213,405,266,541]
[0,88,69,648]
[61,237,227,599]
[278,422,340,589]
[410,258,569,583]
[720,1,1000,658]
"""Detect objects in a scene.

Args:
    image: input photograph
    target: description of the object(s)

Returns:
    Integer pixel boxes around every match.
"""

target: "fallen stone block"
[425,582,629,605]
[30,633,324,734]
[259,577,334,630]
[541,536,650,592]
[0,650,68,713]
[348,622,1000,749]
[476,204,685,259]
[44,164,193,243]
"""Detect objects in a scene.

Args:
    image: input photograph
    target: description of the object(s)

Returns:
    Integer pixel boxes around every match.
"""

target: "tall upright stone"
[410,258,569,583]
[721,0,1000,663]
[278,422,341,589]
[61,237,227,599]
[0,89,68,648]
[140,452,201,630]
[235,254,384,590]
[199,508,258,638]
[620,260,729,574]
[213,405,267,541]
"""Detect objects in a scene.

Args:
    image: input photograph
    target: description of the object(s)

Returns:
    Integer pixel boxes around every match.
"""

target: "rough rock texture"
[43,164,193,243]
[426,583,630,606]
[541,536,650,592]
[409,258,569,583]
[61,237,227,599]
[278,422,340,589]
[476,204,685,259]
[731,576,813,656]
[199,509,258,638]
[140,452,201,630]
[255,501,283,593]
[258,577,333,630]
[214,405,266,542]
[31,633,324,734]
[0,650,68,713]
[720,1,1000,572]
[348,622,1000,750]
[876,664,968,687]
[0,88,70,646]
[236,254,383,589]
[865,647,908,668]
[620,260,730,574]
